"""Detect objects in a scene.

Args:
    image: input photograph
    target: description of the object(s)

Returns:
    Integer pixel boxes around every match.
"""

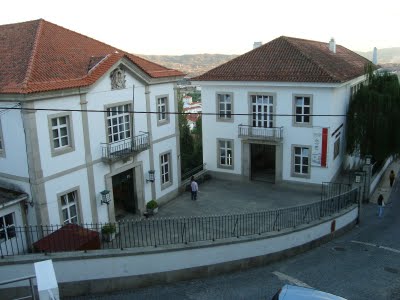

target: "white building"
[192,37,373,184]
[0,19,185,231]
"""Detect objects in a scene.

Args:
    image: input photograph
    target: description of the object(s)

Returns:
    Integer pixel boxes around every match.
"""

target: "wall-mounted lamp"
[355,175,361,183]
[146,170,155,183]
[100,190,111,205]
[365,155,372,165]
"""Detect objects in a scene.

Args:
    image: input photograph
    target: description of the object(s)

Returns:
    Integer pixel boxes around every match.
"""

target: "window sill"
[51,146,75,157]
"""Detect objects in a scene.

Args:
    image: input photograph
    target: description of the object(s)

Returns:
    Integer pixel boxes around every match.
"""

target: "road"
[72,180,400,300]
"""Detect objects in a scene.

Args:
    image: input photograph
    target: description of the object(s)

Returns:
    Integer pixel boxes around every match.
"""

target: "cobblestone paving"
[70,161,400,300]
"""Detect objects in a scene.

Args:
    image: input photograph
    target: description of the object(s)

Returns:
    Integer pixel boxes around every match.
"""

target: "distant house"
[182,95,193,106]
[192,37,373,184]
[0,19,185,233]
[184,102,202,130]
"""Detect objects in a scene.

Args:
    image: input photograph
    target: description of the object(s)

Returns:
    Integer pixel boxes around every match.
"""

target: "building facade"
[0,19,185,229]
[193,37,372,185]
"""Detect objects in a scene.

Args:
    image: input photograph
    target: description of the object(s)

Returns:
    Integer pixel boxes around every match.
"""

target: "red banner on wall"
[311,127,329,168]
[321,128,328,167]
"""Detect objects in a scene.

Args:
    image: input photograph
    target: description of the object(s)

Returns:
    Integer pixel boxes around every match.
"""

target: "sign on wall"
[311,127,328,167]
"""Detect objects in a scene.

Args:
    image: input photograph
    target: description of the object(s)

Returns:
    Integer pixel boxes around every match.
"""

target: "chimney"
[329,38,336,53]
[253,42,262,49]
[372,47,378,64]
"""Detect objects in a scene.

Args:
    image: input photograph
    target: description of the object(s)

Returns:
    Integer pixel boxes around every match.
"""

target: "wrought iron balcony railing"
[238,125,283,141]
[101,133,150,162]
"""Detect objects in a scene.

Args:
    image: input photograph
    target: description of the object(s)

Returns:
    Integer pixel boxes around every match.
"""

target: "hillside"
[357,47,400,64]
[139,47,400,78]
[139,54,238,77]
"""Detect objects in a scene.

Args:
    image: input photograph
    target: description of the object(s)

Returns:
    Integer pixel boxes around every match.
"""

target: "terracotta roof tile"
[193,36,373,83]
[0,19,184,94]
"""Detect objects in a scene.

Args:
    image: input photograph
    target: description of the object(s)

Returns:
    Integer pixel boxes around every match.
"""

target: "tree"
[346,66,400,162]
[192,116,203,167]
[178,99,195,174]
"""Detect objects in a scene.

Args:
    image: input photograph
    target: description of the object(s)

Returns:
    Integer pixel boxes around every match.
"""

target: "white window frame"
[0,213,16,242]
[0,117,5,157]
[293,95,313,127]
[250,94,274,128]
[58,188,82,225]
[157,95,170,126]
[217,139,234,169]
[160,151,173,189]
[106,103,131,143]
[291,145,311,178]
[48,112,75,157]
[216,93,233,122]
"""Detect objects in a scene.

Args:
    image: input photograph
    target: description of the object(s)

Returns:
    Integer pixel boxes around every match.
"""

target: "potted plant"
[101,223,116,242]
[146,199,158,215]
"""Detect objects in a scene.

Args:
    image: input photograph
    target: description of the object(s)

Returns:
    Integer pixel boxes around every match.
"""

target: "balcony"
[101,133,150,162]
[238,125,283,142]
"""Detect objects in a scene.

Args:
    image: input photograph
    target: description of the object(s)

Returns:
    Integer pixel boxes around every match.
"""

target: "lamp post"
[100,190,111,205]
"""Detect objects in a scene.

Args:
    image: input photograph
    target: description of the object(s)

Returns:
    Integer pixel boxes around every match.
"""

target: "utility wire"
[0,106,347,117]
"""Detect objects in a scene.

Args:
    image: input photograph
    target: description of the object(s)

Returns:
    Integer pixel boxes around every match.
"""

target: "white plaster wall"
[0,104,29,177]
[0,207,358,287]
[43,169,91,225]
[200,82,354,183]
[152,138,179,200]
[34,96,85,178]
[92,162,111,222]
[85,69,147,162]
[148,83,177,142]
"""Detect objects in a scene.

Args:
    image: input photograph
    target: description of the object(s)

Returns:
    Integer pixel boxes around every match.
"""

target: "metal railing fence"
[0,275,37,299]
[101,133,150,161]
[181,163,206,181]
[238,125,283,140]
[1,187,358,257]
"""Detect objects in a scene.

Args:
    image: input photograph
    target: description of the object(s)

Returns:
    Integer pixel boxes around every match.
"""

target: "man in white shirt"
[190,176,199,200]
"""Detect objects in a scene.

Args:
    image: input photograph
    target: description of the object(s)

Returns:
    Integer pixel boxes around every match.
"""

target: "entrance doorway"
[251,144,275,182]
[112,168,135,220]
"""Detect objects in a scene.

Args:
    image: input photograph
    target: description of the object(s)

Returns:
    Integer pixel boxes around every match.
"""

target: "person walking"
[389,170,396,187]
[190,176,199,201]
[377,194,385,218]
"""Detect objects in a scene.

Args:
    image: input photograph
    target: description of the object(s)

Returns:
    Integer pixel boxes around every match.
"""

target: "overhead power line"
[0,106,347,117]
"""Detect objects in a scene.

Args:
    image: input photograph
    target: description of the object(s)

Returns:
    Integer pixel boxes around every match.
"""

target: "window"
[160,152,172,187]
[334,137,341,160]
[0,213,16,242]
[251,95,273,128]
[106,104,131,143]
[60,190,79,224]
[217,93,233,121]
[218,139,234,169]
[52,116,70,148]
[157,96,169,125]
[294,95,312,126]
[292,146,311,178]
[49,113,74,156]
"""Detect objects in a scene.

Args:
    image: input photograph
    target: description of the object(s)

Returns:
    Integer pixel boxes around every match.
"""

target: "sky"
[2,0,399,55]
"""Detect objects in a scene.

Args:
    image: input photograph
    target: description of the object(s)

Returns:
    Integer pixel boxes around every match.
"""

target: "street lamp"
[100,190,111,205]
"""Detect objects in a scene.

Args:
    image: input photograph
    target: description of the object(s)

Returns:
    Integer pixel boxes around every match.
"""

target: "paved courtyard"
[157,179,322,217]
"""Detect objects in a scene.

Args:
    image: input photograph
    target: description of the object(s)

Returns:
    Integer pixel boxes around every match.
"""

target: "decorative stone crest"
[110,68,126,90]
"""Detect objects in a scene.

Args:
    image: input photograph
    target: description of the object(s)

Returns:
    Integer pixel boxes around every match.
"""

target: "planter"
[102,232,116,242]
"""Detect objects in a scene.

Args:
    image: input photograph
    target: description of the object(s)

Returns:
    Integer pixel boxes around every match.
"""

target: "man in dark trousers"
[190,176,199,201]
[377,194,385,217]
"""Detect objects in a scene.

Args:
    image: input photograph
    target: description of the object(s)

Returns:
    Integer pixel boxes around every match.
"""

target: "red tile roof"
[186,113,200,123]
[193,36,373,83]
[0,19,184,94]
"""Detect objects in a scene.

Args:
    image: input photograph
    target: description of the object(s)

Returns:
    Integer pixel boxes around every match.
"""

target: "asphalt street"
[72,176,400,300]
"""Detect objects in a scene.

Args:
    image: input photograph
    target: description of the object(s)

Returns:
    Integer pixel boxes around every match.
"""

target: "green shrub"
[101,223,116,234]
[146,200,158,210]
